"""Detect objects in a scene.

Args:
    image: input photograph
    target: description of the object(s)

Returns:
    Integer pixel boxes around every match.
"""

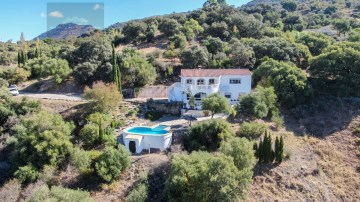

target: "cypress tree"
[253,142,258,158]
[271,150,275,163]
[117,63,122,94]
[278,136,284,164]
[17,51,21,67]
[99,119,104,143]
[258,140,263,162]
[112,44,122,94]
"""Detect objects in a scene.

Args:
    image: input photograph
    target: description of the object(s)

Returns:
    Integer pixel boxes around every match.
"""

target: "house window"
[209,79,215,85]
[186,79,193,84]
[197,79,205,85]
[230,79,241,84]
[225,93,231,99]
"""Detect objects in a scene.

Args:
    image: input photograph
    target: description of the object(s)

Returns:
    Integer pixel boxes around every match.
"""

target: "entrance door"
[129,141,136,153]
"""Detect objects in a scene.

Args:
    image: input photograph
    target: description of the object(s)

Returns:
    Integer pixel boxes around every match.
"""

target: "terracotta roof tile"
[181,69,252,77]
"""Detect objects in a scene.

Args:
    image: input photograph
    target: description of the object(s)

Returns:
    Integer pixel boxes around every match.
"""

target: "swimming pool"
[126,125,169,135]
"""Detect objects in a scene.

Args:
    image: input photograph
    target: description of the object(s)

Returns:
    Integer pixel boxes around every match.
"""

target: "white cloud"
[40,12,46,18]
[48,11,64,18]
[62,17,89,25]
[93,4,102,10]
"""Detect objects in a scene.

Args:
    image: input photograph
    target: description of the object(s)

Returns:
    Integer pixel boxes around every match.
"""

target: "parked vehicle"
[9,88,19,96]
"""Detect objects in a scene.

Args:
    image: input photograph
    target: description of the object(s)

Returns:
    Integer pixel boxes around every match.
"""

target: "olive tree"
[202,93,231,118]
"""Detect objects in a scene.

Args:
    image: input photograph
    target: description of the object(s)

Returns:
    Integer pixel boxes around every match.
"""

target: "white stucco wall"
[122,133,172,154]
[168,74,252,106]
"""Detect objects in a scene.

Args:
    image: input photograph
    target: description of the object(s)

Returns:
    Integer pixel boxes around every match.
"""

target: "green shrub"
[14,164,40,184]
[183,119,234,152]
[144,111,163,121]
[271,116,284,130]
[69,148,91,174]
[39,165,57,186]
[79,123,99,148]
[237,122,267,139]
[95,145,131,182]
[166,151,250,201]
[28,185,94,202]
[126,183,148,202]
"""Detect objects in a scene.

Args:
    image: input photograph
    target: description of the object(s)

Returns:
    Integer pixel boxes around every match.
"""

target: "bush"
[220,137,256,171]
[271,115,284,130]
[202,93,231,118]
[183,119,234,152]
[166,151,249,201]
[14,164,40,184]
[39,165,57,186]
[69,148,91,174]
[126,183,148,202]
[83,81,122,113]
[237,122,267,139]
[1,68,30,84]
[28,185,93,202]
[144,111,163,121]
[79,123,99,148]
[95,145,131,182]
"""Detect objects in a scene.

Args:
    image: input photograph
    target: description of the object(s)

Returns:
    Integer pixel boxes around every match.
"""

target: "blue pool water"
[127,125,169,135]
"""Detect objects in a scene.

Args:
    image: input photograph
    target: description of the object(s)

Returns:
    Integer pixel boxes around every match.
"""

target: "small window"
[197,79,205,85]
[186,79,193,84]
[209,79,215,85]
[225,93,231,99]
[230,79,241,84]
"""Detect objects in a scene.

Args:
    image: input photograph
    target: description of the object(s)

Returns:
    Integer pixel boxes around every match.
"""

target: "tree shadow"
[283,96,360,138]
[252,162,278,178]
[145,161,170,202]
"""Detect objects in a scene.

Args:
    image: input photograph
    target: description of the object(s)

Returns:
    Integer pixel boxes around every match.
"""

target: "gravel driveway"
[18,92,84,101]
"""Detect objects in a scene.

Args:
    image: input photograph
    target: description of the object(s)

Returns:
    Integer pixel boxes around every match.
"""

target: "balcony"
[185,84,219,93]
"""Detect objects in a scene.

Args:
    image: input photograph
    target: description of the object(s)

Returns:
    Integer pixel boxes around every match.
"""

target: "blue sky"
[0,0,249,42]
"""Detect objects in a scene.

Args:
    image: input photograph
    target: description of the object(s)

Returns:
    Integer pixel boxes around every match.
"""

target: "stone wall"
[146,100,182,116]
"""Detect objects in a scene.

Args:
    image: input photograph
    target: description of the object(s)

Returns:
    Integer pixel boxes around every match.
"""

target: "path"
[18,92,84,101]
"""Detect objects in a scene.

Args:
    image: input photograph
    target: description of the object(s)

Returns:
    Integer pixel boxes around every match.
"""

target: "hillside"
[35,23,94,40]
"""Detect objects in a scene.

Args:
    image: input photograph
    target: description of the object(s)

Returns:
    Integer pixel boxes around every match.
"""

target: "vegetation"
[28,185,93,202]
[237,122,267,139]
[166,151,253,201]
[202,93,231,118]
[83,81,122,113]
[254,133,284,164]
[95,145,131,182]
[183,119,234,152]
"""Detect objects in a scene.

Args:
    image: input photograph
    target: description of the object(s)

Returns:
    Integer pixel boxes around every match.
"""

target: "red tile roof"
[181,69,252,77]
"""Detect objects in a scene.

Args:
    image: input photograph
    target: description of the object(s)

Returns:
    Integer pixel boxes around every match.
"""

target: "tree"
[296,32,334,56]
[281,0,297,12]
[42,58,71,84]
[254,58,313,107]
[183,119,234,152]
[180,45,209,68]
[309,43,360,97]
[0,68,30,84]
[122,21,147,42]
[79,123,99,148]
[202,93,231,118]
[112,44,121,93]
[239,92,268,119]
[283,13,305,31]
[95,146,131,182]
[231,13,264,38]
[207,21,230,39]
[69,148,91,174]
[275,136,284,164]
[169,34,188,49]
[166,151,250,202]
[182,19,204,40]
[83,81,122,113]
[324,6,337,15]
[220,137,256,171]
[158,18,180,37]
[14,164,39,184]
[119,48,157,87]
[332,19,351,36]
[348,28,360,42]
[202,36,225,55]
[12,111,74,170]
[229,39,255,69]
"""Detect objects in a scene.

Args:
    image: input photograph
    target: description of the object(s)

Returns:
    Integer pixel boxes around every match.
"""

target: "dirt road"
[18,92,84,101]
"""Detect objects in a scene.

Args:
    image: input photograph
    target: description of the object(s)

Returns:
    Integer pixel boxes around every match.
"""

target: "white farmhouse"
[168,69,252,109]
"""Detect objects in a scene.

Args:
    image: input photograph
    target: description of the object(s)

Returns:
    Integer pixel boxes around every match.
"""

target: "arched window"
[209,79,216,85]
[186,79,193,84]
[197,79,205,85]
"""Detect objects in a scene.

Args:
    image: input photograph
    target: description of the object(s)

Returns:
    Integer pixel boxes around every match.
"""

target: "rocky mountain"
[35,23,94,40]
